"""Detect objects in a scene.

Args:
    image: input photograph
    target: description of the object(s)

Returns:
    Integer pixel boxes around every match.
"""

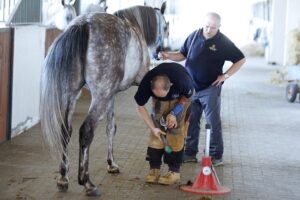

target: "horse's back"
[71,13,146,93]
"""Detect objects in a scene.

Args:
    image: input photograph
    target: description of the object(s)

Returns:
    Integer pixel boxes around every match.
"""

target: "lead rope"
[186,28,200,60]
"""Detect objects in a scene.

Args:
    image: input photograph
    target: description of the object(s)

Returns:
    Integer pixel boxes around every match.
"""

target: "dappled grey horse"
[40,5,167,196]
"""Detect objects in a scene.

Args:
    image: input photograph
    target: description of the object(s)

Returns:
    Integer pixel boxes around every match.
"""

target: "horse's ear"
[62,0,76,6]
[69,0,76,6]
[98,0,107,11]
[161,1,166,14]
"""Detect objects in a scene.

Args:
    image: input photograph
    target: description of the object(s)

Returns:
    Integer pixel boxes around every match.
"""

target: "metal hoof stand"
[181,124,231,195]
[286,65,300,103]
[286,82,300,103]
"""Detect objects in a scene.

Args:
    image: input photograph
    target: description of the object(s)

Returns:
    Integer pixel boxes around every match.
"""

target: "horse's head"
[152,2,169,60]
[55,0,77,30]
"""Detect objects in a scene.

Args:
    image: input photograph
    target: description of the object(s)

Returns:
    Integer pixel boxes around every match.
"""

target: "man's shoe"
[211,158,223,167]
[183,154,197,163]
[158,171,180,185]
[145,169,160,183]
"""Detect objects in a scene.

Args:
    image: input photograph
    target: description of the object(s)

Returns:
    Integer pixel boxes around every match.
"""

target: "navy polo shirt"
[134,62,194,106]
[180,29,245,91]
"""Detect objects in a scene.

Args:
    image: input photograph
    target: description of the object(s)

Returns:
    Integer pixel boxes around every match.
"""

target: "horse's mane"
[114,6,157,45]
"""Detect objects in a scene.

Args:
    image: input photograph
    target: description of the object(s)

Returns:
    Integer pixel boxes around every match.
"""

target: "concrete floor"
[0,57,299,200]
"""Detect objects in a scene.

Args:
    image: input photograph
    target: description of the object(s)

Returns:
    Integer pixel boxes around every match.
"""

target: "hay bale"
[240,42,265,57]
[287,27,300,65]
[267,66,288,87]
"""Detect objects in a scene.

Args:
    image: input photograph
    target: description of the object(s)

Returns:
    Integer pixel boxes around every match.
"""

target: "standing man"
[134,62,193,185]
[160,12,246,166]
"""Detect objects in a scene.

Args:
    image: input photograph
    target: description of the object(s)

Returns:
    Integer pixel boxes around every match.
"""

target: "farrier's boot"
[158,171,180,185]
[145,169,160,183]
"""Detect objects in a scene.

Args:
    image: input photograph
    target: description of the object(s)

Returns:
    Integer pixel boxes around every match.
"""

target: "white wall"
[161,0,254,50]
[265,0,287,65]
[283,0,300,65]
[144,0,165,7]
[11,26,45,137]
[106,0,144,13]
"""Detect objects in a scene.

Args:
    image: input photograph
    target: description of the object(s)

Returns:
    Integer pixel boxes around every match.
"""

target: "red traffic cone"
[181,124,231,195]
[181,156,230,195]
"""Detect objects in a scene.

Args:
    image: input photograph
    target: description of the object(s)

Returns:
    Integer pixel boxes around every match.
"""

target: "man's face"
[152,87,169,98]
[203,16,220,39]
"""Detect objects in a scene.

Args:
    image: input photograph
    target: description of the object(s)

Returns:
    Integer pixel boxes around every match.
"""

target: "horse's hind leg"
[57,126,70,192]
[78,97,108,196]
[106,97,120,173]
[57,91,80,192]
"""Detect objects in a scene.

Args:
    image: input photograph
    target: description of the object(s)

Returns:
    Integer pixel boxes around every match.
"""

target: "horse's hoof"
[86,187,101,197]
[107,165,120,174]
[57,181,69,192]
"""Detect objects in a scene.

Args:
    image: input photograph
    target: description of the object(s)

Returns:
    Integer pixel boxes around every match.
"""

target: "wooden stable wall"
[0,28,13,143]
[45,28,62,56]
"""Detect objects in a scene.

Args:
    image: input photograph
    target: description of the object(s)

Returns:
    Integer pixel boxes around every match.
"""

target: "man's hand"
[158,51,186,62]
[166,114,177,129]
[212,74,226,86]
[152,128,166,142]
[158,51,168,60]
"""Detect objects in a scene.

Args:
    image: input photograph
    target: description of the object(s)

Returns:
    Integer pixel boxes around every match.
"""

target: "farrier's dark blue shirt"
[180,29,245,91]
[134,62,194,106]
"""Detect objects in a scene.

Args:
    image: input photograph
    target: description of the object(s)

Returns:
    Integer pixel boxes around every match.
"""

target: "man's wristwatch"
[224,73,230,79]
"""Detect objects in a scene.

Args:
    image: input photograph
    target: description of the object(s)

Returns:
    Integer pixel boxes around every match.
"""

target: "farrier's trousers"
[147,97,191,171]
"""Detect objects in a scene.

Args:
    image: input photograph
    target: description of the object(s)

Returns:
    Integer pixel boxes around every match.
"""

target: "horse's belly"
[119,36,144,90]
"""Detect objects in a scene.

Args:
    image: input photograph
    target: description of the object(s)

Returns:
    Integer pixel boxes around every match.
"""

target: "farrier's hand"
[152,128,166,141]
[212,74,226,86]
[166,114,177,129]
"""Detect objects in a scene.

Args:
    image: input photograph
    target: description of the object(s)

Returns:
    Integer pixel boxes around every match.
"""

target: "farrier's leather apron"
[148,98,191,152]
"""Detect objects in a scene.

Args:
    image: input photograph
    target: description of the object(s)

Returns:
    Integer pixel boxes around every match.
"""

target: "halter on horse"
[40,5,167,197]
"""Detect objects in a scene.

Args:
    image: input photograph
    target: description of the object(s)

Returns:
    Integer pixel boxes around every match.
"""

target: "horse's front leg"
[106,98,120,173]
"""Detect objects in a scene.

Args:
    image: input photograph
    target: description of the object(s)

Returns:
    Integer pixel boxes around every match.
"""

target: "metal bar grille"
[0,0,19,22]
[1,0,42,24]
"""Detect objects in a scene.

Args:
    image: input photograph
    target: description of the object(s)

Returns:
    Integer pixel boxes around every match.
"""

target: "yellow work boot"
[145,169,160,183]
[158,171,180,185]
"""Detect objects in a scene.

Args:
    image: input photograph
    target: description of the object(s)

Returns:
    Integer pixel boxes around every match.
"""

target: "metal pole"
[205,123,221,185]
[3,0,6,21]
[205,124,211,156]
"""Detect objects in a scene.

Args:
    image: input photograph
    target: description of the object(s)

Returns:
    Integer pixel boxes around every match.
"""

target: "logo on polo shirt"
[209,44,217,51]
[172,94,179,98]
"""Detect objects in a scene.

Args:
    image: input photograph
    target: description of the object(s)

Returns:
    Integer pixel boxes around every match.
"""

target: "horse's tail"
[40,23,89,159]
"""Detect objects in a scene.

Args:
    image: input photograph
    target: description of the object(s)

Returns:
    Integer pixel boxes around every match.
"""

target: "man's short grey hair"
[150,74,172,91]
[206,12,221,25]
